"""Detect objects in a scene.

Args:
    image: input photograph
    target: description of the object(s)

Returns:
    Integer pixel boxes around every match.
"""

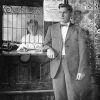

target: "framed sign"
[44,0,64,22]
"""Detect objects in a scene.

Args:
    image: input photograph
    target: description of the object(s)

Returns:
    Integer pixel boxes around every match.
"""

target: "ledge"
[0,90,54,94]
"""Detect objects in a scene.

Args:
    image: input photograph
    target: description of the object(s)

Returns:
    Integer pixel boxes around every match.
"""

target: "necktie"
[60,23,68,27]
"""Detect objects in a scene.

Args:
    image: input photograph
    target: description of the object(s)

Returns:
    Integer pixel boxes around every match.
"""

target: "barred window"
[2,5,43,52]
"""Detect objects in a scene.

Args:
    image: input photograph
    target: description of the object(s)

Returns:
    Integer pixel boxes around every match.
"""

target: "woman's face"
[28,22,38,35]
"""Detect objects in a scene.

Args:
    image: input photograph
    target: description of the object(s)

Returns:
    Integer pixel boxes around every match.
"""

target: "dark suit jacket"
[43,23,89,79]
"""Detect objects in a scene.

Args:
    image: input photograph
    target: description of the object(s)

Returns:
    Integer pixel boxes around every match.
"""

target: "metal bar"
[12,12,13,42]
[16,14,18,42]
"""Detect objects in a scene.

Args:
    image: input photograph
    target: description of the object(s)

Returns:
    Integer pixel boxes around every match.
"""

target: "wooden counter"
[0,51,52,91]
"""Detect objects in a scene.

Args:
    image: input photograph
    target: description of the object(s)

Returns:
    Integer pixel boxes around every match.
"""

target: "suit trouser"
[52,56,92,100]
[52,56,76,100]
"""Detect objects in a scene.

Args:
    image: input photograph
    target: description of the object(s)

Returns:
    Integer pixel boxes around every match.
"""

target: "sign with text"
[44,0,64,22]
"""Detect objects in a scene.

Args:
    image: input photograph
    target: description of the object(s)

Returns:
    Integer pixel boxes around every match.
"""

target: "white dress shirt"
[61,23,70,55]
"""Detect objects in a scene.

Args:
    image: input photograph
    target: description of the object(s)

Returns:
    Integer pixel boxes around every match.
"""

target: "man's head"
[27,19,38,35]
[58,3,73,23]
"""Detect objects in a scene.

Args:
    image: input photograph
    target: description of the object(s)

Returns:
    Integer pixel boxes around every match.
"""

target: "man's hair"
[58,3,73,13]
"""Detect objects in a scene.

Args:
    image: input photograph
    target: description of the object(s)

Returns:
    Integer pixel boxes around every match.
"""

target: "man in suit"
[43,3,91,100]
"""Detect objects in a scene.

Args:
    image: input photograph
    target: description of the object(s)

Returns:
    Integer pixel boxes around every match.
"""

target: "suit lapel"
[65,23,73,42]
[54,23,73,43]
[56,23,63,42]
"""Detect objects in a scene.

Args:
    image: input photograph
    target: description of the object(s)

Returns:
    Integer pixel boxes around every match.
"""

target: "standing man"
[43,3,91,100]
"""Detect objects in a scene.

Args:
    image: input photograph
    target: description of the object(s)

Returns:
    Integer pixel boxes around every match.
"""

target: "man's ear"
[70,12,73,17]
[70,13,73,22]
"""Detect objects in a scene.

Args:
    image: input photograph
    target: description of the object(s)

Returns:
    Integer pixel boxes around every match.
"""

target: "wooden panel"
[0,54,52,91]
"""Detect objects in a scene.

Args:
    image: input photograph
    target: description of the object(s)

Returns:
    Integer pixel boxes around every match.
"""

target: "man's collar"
[60,22,70,27]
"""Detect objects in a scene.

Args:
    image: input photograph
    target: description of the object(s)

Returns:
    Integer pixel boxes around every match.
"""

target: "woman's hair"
[27,19,38,26]
[27,19,38,34]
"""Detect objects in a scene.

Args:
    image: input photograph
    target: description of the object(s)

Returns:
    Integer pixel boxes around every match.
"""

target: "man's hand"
[47,48,55,59]
[76,73,85,80]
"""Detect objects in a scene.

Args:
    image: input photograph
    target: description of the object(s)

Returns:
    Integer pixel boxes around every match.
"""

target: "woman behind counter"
[17,19,43,51]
